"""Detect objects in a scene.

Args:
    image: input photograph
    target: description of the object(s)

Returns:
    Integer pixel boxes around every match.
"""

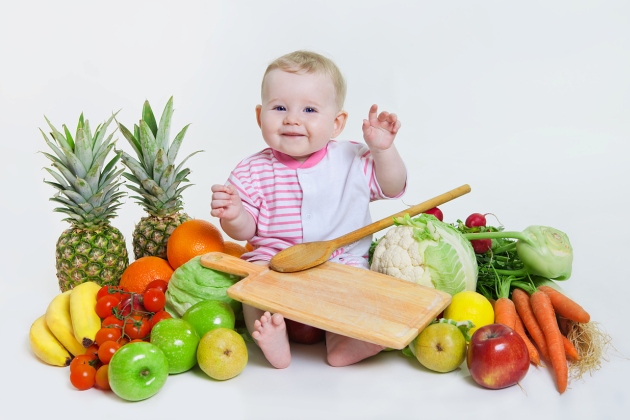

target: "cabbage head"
[370,214,478,295]
[164,256,243,319]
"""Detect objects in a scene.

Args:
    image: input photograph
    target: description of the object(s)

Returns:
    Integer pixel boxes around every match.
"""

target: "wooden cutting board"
[200,252,451,349]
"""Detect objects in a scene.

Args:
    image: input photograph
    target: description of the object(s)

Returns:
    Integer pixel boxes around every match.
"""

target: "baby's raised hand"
[362,104,401,151]
[210,184,243,220]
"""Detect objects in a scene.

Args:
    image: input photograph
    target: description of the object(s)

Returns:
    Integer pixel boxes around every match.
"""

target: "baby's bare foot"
[251,312,291,369]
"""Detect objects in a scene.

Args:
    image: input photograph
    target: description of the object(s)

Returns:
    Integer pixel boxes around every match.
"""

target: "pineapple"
[40,113,129,291]
[116,97,201,260]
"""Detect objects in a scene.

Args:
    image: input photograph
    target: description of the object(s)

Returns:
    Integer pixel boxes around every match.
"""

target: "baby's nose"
[283,111,301,125]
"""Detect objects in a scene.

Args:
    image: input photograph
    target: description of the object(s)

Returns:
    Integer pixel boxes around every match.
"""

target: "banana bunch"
[29,281,102,366]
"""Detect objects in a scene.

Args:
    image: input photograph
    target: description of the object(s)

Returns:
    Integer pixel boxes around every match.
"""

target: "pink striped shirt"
[226,140,404,264]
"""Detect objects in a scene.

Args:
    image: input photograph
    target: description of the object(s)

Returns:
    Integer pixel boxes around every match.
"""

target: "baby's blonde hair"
[262,50,347,110]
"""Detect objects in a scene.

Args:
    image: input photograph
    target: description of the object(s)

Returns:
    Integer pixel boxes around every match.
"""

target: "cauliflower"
[370,214,478,296]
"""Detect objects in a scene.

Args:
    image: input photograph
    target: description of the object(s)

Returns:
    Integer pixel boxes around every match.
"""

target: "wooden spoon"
[269,184,471,273]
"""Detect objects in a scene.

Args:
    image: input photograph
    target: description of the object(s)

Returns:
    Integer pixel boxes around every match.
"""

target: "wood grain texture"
[269,184,471,273]
[200,252,452,349]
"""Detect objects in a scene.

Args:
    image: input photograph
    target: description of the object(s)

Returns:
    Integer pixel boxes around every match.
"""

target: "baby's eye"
[273,106,286,111]
[304,107,316,113]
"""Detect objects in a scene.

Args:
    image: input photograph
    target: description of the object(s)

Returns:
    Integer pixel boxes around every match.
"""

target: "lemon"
[443,291,494,336]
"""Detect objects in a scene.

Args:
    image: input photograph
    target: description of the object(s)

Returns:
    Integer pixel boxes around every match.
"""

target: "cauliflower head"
[370,214,478,296]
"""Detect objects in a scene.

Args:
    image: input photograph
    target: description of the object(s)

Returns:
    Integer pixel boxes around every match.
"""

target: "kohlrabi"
[463,225,573,281]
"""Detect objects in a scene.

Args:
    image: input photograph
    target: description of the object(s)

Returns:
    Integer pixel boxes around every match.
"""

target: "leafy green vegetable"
[164,256,243,319]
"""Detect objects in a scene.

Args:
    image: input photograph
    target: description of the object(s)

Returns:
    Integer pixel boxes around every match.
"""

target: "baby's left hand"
[362,104,401,151]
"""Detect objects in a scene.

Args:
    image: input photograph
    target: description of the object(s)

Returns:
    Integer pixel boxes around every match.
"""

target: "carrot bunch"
[494,284,590,394]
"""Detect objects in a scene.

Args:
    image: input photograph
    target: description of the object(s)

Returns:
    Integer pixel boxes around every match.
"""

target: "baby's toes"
[271,313,284,326]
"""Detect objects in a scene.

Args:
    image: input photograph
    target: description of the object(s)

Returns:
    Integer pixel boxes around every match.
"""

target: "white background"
[1,1,629,419]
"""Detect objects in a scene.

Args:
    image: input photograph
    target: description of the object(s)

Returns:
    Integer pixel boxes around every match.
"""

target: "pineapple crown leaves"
[40,112,126,227]
[115,96,203,216]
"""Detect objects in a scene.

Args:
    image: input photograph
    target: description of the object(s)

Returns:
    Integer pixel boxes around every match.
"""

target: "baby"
[211,50,407,368]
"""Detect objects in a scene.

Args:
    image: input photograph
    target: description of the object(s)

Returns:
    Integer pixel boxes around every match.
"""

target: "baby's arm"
[210,184,256,241]
[362,104,407,197]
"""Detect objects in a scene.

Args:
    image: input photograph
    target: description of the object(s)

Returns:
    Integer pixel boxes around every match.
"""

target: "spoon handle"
[332,184,471,248]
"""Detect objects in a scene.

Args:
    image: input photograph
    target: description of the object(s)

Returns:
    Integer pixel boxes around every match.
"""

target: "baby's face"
[256,69,347,162]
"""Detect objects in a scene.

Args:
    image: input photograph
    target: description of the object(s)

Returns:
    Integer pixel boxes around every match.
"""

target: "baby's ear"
[332,110,348,138]
[255,105,262,128]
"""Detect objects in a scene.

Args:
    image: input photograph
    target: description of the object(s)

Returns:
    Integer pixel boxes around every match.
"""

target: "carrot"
[562,334,580,362]
[494,297,517,330]
[512,288,549,361]
[513,309,541,366]
[531,290,568,394]
[538,285,590,323]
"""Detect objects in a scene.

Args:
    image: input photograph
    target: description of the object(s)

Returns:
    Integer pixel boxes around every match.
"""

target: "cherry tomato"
[95,327,123,347]
[98,340,121,364]
[151,310,172,327]
[124,315,152,340]
[83,344,99,361]
[70,354,96,373]
[95,295,122,319]
[143,288,166,312]
[101,315,124,329]
[424,207,444,221]
[70,364,96,390]
[465,213,487,228]
[97,285,122,301]
[145,279,169,294]
[118,336,130,346]
[95,365,110,390]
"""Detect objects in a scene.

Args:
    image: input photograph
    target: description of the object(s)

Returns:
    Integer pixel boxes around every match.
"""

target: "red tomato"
[124,315,152,340]
[85,344,99,359]
[70,364,96,390]
[69,354,96,373]
[95,295,122,319]
[95,327,123,347]
[151,310,172,327]
[143,289,166,312]
[97,285,122,301]
[95,364,110,390]
[145,279,169,294]
[98,340,121,364]
[101,315,124,329]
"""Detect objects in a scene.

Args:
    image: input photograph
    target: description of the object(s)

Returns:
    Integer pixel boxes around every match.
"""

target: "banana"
[45,290,87,356]
[29,315,73,366]
[70,281,102,347]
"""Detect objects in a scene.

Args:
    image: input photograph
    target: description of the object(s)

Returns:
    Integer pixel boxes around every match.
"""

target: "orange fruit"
[166,219,225,269]
[223,241,248,257]
[119,256,174,293]
[245,242,254,252]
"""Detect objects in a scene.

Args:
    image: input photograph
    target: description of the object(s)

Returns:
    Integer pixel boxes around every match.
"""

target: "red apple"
[467,323,529,389]
[285,319,325,344]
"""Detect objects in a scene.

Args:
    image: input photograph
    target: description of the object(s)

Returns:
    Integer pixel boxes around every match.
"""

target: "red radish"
[471,238,492,254]
[424,207,443,221]
[465,213,487,228]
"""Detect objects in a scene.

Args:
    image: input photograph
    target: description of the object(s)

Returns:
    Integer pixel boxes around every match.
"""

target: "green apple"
[409,322,467,373]
[150,318,200,374]
[108,342,169,402]
[197,328,248,380]
[182,299,235,338]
